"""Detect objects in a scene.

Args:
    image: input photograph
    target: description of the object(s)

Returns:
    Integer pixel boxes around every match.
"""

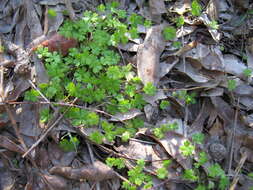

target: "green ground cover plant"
[25,2,153,146]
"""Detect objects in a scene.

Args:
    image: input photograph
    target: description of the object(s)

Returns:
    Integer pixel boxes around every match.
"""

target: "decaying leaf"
[146,130,192,169]
[30,33,78,56]
[149,0,166,23]
[185,43,224,71]
[137,24,166,86]
[223,54,247,78]
[175,61,210,83]
[42,174,68,190]
[49,161,117,181]
[110,109,142,122]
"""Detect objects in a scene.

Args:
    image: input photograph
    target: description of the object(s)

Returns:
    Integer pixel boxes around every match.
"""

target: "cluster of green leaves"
[192,132,205,145]
[156,160,171,179]
[0,45,4,53]
[177,133,230,190]
[106,157,125,169]
[24,2,154,146]
[227,79,237,91]
[122,159,153,190]
[172,90,197,105]
[59,133,80,152]
[153,121,178,139]
[48,8,57,18]
[143,82,156,96]
[191,0,202,16]
[243,68,252,77]
[106,158,153,190]
[208,20,219,30]
[180,140,195,157]
[160,100,170,110]
[163,26,177,41]
[207,163,229,190]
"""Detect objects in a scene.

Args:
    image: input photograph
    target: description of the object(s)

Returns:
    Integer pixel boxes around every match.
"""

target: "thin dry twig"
[22,98,78,158]
[227,97,240,174]
[43,5,49,35]
[229,151,248,190]
[4,100,125,123]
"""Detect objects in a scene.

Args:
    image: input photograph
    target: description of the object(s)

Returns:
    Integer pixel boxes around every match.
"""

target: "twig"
[22,98,77,158]
[86,142,101,190]
[43,5,49,35]
[28,80,50,103]
[117,47,126,65]
[183,105,188,137]
[229,151,247,190]
[228,97,240,174]
[5,100,125,123]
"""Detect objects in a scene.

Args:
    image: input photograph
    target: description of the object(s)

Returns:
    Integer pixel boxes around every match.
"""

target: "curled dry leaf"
[30,33,77,56]
[200,87,224,97]
[223,54,247,78]
[1,36,30,74]
[110,108,142,122]
[146,130,192,169]
[137,24,166,86]
[116,137,165,171]
[189,98,213,134]
[175,61,210,83]
[211,97,235,125]
[42,174,68,190]
[143,89,167,105]
[170,0,191,15]
[118,43,139,52]
[199,14,222,42]
[49,161,117,182]
[159,57,179,79]
[176,26,197,38]
[185,43,224,71]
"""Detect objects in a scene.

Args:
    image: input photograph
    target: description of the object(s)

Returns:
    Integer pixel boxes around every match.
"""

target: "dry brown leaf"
[137,24,166,86]
[211,97,235,125]
[175,61,210,83]
[49,161,117,181]
[110,108,142,122]
[145,131,192,169]
[116,137,165,171]
[42,174,68,190]
[170,0,191,15]
[149,0,166,23]
[30,33,77,56]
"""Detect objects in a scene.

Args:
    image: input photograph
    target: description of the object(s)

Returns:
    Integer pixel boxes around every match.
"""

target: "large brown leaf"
[137,24,166,86]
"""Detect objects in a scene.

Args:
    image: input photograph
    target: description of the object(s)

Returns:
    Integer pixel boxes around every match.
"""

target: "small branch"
[227,97,240,174]
[22,99,76,158]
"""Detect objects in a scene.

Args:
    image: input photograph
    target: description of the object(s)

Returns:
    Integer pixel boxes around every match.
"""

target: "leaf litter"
[0,0,253,189]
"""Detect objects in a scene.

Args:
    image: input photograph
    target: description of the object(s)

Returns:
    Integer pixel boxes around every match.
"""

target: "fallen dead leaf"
[49,161,117,182]
[137,24,166,86]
